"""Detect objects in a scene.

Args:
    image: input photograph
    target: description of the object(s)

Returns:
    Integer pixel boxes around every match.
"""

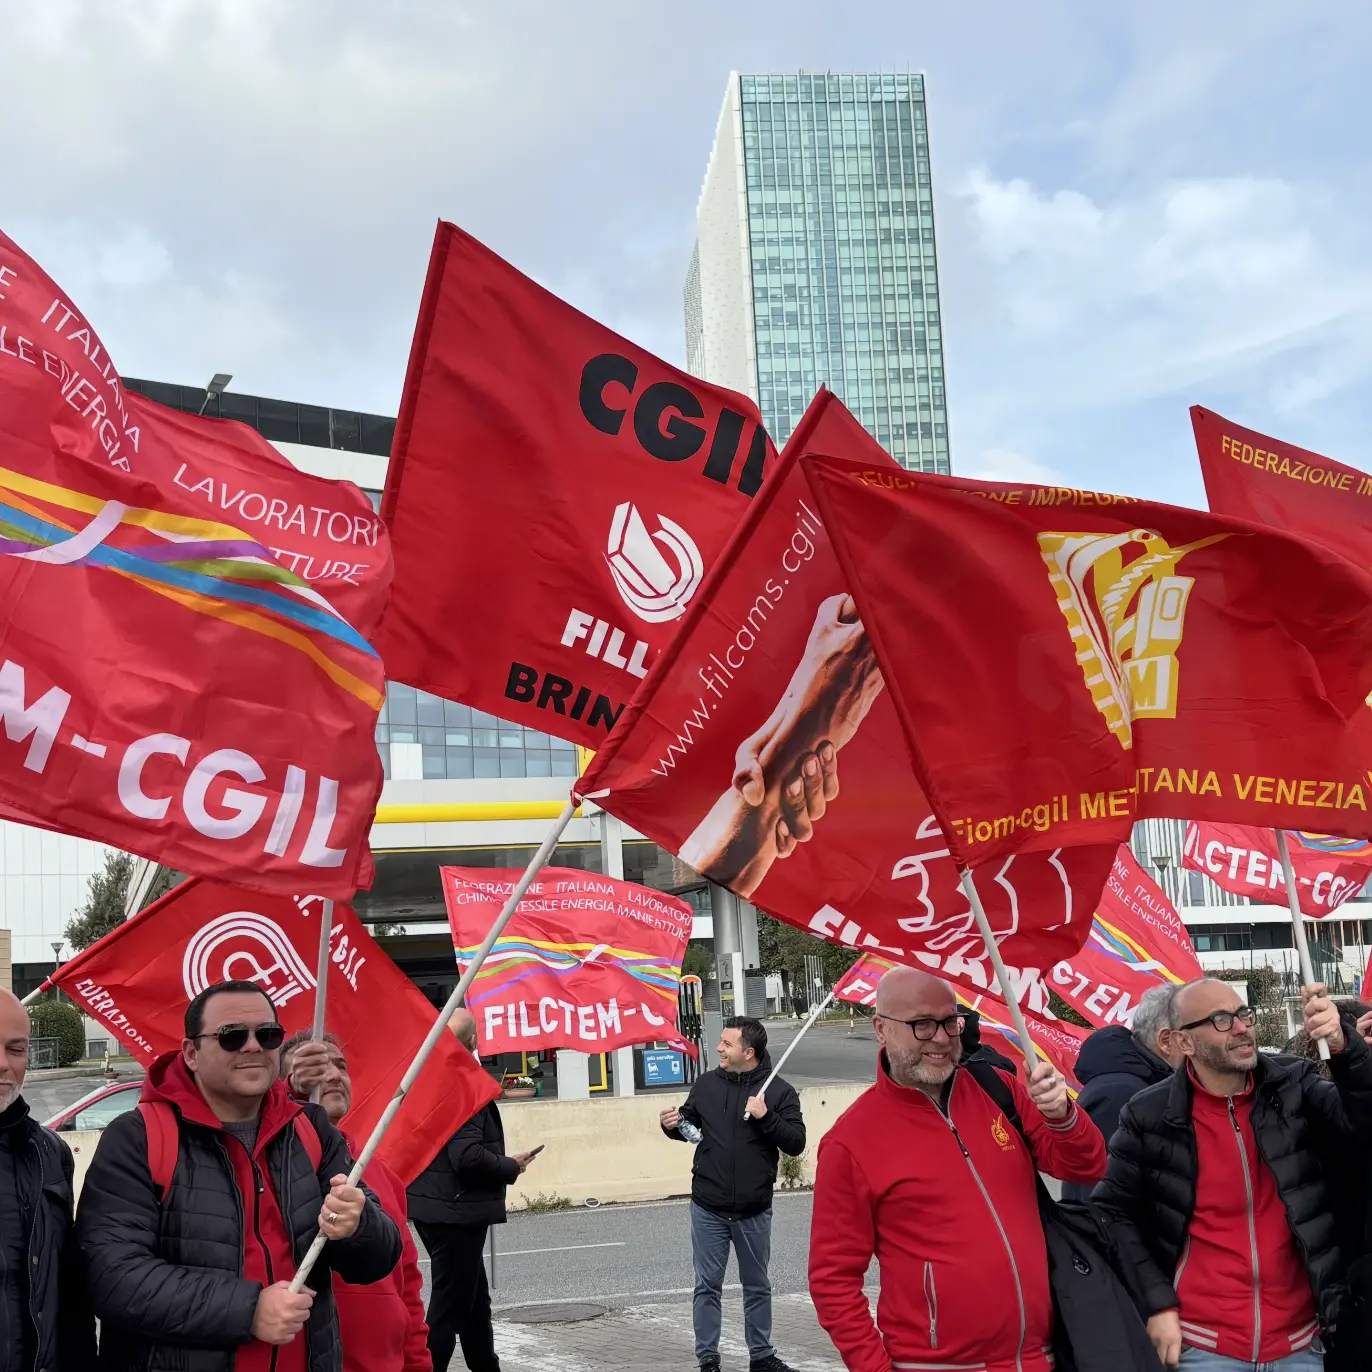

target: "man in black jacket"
[660,1016,805,1372]
[408,1009,536,1372]
[0,987,94,1372]
[76,978,401,1372]
[1094,977,1372,1370]
[1061,984,1181,1202]
[959,1006,1017,1073]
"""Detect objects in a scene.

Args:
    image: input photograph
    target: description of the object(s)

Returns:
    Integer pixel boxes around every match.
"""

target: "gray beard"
[888,1046,959,1090]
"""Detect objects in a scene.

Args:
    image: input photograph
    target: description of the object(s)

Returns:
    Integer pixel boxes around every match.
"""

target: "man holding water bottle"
[660,1016,806,1372]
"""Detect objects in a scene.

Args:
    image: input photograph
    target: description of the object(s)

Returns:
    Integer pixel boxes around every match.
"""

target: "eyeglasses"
[192,1023,286,1053]
[1178,1006,1258,1034]
[876,1013,964,1041]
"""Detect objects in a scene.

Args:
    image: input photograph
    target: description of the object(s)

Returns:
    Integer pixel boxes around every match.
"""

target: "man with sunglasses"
[810,967,1108,1372]
[1094,976,1372,1371]
[76,978,401,1372]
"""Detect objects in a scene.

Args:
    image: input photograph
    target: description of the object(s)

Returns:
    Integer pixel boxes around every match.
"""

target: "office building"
[686,71,950,472]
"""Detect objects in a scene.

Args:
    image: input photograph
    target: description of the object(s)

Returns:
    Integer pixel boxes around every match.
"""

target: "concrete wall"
[500,1083,867,1208]
[69,1083,870,1204]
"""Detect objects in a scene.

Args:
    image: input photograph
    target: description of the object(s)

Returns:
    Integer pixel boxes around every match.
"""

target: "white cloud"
[947,166,1372,494]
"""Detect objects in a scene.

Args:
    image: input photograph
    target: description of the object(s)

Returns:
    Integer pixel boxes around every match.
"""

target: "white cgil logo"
[605,502,703,623]
[182,911,317,1009]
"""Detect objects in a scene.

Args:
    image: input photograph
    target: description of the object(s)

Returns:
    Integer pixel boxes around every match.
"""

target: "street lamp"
[198,372,233,415]
[50,941,64,1003]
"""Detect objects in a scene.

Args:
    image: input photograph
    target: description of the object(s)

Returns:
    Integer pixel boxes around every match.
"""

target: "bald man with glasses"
[1094,976,1372,1371]
[809,966,1108,1372]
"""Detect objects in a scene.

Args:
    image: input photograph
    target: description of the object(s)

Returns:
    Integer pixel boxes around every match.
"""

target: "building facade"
[686,70,950,472]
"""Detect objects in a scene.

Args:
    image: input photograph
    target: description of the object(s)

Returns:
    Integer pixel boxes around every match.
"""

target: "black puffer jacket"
[1092,1032,1372,1338]
[663,1053,805,1219]
[407,1100,519,1228]
[959,1008,1018,1075]
[0,1097,95,1372]
[77,1061,401,1372]
[1061,1026,1173,1202]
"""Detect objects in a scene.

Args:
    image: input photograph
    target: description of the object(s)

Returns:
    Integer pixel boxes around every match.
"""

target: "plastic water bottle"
[679,1119,703,1144]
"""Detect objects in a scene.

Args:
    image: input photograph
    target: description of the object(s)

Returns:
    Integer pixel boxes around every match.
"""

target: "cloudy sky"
[2,1,1368,505]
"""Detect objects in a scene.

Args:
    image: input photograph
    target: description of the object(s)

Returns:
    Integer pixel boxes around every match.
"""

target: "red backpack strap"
[137,1101,179,1199]
[293,1112,324,1174]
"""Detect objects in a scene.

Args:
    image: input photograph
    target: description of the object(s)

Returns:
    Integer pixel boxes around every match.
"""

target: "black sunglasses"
[1178,1006,1258,1034]
[193,1022,286,1053]
[876,1012,965,1041]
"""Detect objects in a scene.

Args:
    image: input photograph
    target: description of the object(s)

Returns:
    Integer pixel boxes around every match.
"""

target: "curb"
[26,1064,146,1084]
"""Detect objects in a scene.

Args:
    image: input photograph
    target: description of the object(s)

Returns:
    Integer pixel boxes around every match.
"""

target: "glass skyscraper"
[686,71,949,472]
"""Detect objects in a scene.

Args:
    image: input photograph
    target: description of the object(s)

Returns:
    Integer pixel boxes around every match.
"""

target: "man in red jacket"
[809,966,1107,1372]
[283,1032,431,1372]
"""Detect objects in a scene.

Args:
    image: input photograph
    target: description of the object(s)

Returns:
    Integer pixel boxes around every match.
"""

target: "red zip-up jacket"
[810,1059,1107,1372]
[1173,1073,1319,1362]
[151,1055,308,1372]
[335,1141,429,1371]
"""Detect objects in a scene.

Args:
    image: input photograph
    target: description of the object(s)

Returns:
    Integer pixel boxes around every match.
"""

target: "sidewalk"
[486,1291,846,1371]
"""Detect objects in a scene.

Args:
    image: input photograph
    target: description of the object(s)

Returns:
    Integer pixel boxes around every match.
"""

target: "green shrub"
[778,1150,808,1190]
[28,1000,86,1067]
[516,1191,574,1213]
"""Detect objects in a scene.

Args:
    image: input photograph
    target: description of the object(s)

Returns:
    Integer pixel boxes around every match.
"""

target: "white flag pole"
[308,899,335,1102]
[20,987,47,1007]
[1275,829,1330,1062]
[958,867,1042,1068]
[289,796,577,1292]
[743,987,837,1119]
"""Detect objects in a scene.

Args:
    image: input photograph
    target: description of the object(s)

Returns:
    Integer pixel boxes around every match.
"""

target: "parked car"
[44,1079,141,1132]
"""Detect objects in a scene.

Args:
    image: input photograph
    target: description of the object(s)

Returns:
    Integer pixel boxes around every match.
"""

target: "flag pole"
[20,986,48,1007]
[958,868,1042,1068]
[289,795,577,1292]
[308,899,335,1103]
[1275,829,1330,1062]
[743,987,837,1118]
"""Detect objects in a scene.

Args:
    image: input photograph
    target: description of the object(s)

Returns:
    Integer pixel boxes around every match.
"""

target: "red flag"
[441,865,695,1057]
[47,879,497,1184]
[1047,846,1203,1025]
[378,221,776,748]
[577,390,1115,978]
[1193,405,1372,572]
[802,451,1372,868]
[132,400,391,639]
[0,231,385,897]
[1183,821,1372,916]
[824,846,1200,1032]
[832,955,1089,1089]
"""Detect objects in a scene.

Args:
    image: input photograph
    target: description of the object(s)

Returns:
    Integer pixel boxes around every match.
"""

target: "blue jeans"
[1179,1348,1323,1371]
[690,1202,774,1363]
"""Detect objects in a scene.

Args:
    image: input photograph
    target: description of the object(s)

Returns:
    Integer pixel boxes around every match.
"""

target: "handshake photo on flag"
[680,591,883,895]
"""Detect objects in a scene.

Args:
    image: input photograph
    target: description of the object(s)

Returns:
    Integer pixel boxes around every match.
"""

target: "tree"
[28,1000,85,1066]
[682,941,713,980]
[64,854,182,952]
[65,852,132,952]
[755,913,859,991]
